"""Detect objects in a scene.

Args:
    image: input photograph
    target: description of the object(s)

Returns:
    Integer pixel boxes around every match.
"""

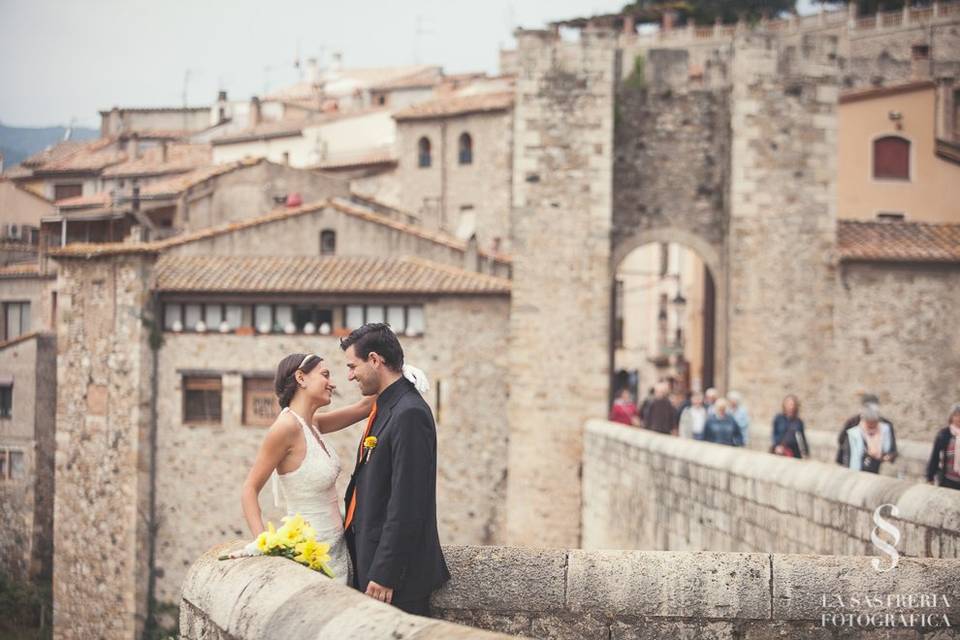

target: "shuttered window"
[873,136,910,180]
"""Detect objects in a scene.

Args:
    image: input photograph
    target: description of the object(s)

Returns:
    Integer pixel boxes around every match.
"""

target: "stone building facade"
[0,332,55,582]
[391,93,515,251]
[45,198,512,636]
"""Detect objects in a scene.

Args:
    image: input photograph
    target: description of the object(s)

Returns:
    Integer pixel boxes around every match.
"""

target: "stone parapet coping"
[180,541,516,640]
[183,543,960,639]
[587,419,960,536]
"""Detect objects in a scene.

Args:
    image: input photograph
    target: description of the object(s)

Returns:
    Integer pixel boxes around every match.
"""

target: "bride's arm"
[241,418,295,537]
[313,395,375,434]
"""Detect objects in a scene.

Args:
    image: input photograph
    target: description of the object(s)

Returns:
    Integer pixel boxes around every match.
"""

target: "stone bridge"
[184,421,960,639]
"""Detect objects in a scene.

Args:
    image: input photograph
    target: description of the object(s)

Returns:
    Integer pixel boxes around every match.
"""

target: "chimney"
[910,44,932,81]
[249,96,262,127]
[306,57,320,85]
[128,132,141,159]
[662,9,677,32]
[162,141,169,163]
[331,52,343,73]
[216,90,228,124]
[132,183,141,214]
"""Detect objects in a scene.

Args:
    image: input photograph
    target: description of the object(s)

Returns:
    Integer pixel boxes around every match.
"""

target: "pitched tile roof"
[55,192,110,208]
[839,80,935,105]
[33,138,127,174]
[19,140,89,168]
[837,220,960,263]
[140,158,265,196]
[0,260,53,279]
[154,254,510,295]
[316,147,397,170]
[211,121,304,145]
[48,196,512,264]
[393,91,514,121]
[101,143,211,178]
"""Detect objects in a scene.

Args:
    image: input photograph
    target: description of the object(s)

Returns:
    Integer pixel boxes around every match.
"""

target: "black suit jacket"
[344,377,450,601]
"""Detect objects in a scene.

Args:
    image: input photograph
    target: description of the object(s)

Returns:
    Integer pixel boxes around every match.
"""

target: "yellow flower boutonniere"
[363,436,378,463]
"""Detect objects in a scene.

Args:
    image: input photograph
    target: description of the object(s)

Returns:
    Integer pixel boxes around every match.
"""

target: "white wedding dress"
[273,407,352,585]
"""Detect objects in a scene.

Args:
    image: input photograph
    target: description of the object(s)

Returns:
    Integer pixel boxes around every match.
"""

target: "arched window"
[418,137,432,168]
[458,132,473,165]
[873,136,910,180]
[319,229,336,256]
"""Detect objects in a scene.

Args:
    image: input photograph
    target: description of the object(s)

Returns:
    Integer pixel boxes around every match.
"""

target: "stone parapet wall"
[583,420,960,559]
[746,426,933,484]
[180,542,514,640]
[183,542,960,639]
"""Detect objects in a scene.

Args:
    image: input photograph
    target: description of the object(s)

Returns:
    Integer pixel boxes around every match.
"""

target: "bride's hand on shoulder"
[313,394,376,434]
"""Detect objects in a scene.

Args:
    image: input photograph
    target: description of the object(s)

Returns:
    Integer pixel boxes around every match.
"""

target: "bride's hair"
[274,353,323,408]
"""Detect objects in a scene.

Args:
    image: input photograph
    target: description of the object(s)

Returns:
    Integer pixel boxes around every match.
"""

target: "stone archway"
[612,226,728,396]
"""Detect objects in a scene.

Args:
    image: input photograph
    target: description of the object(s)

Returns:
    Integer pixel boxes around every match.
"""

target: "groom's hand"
[365,580,394,604]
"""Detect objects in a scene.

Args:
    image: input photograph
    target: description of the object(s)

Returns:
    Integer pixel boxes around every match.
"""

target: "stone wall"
[151,296,510,608]
[180,161,348,232]
[180,542,514,640]
[0,333,55,581]
[394,110,514,250]
[51,253,157,640]
[183,541,960,639]
[167,200,509,277]
[746,426,934,484]
[505,28,617,548]
[725,35,842,439]
[831,262,960,442]
[583,420,960,559]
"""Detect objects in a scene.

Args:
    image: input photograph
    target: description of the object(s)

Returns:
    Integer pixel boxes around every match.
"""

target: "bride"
[241,352,372,585]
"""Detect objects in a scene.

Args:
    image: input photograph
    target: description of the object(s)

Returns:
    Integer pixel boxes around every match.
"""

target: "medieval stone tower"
[505,27,843,548]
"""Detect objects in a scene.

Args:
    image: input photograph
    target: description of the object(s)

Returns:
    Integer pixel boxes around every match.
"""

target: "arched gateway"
[505,27,842,548]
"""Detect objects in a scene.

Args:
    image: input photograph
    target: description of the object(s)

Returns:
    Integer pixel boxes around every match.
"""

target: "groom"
[340,323,450,616]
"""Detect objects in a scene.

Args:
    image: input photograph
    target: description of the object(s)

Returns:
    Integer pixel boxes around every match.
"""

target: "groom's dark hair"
[340,323,404,372]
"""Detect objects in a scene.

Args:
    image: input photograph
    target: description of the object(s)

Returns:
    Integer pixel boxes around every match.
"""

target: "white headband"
[298,354,319,370]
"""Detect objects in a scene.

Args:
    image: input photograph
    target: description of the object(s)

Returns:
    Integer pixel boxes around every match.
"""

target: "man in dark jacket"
[645,382,676,435]
[341,323,450,616]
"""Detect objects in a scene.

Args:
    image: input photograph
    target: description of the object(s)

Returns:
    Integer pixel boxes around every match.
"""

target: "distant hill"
[0,123,99,169]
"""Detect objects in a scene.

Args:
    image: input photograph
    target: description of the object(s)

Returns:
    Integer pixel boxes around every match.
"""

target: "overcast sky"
[0,0,819,129]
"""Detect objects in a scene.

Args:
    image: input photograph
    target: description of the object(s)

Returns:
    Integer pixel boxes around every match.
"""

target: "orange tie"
[344,402,377,531]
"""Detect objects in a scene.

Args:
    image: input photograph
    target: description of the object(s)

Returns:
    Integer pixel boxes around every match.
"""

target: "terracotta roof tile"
[139,158,266,197]
[0,261,53,279]
[155,254,510,295]
[34,138,127,174]
[837,220,960,263]
[19,140,89,168]
[316,147,397,170]
[393,92,514,121]
[55,192,110,208]
[49,195,512,265]
[101,143,211,178]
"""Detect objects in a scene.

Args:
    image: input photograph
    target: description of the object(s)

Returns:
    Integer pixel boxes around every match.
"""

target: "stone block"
[772,554,960,621]
[434,545,567,612]
[566,549,771,619]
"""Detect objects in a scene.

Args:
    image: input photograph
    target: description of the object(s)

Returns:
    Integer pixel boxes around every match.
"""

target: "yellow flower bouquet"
[219,513,335,578]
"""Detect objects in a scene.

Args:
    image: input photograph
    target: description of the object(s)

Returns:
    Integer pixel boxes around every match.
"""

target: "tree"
[622,0,798,25]
[815,1,932,18]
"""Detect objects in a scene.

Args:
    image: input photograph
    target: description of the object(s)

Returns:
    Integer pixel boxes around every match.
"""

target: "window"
[320,229,336,256]
[911,44,930,60]
[0,449,26,481]
[407,306,425,335]
[0,384,11,418]
[53,183,82,200]
[345,305,364,329]
[183,376,222,424]
[243,377,279,426]
[3,302,30,341]
[292,306,333,333]
[254,305,273,332]
[387,305,406,332]
[205,304,223,329]
[418,137,432,168]
[164,304,182,330]
[458,133,473,165]
[366,305,385,324]
[873,136,910,180]
[184,304,203,330]
[275,305,293,332]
